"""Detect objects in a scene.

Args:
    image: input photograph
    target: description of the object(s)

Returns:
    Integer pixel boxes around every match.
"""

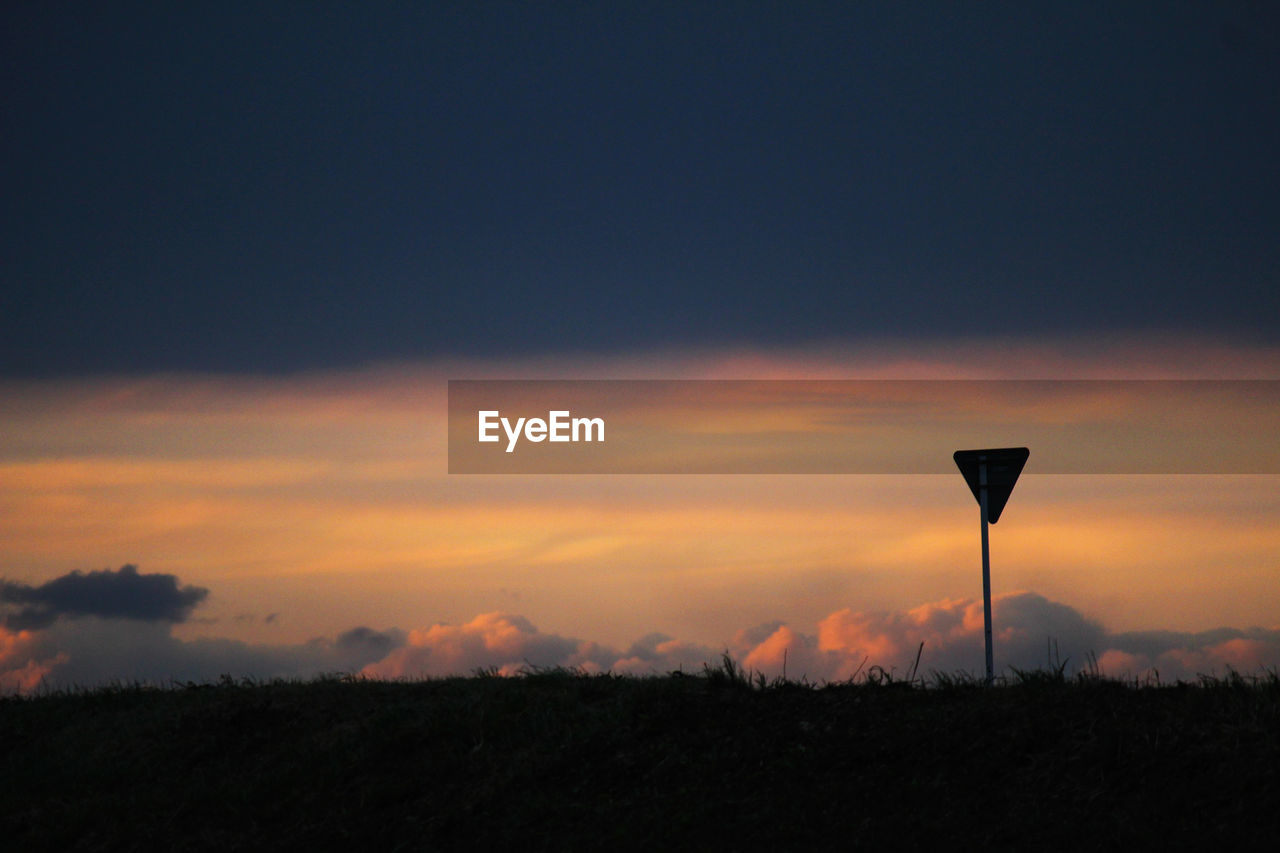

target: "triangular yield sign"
[953,447,1029,524]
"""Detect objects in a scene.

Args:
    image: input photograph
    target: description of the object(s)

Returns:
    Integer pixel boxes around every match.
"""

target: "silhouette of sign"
[953,447,1029,524]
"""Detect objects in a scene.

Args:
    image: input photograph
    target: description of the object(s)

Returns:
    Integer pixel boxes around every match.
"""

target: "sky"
[2,3,1278,691]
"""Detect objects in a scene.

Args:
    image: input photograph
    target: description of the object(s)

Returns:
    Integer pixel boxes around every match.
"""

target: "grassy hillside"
[3,664,1278,850]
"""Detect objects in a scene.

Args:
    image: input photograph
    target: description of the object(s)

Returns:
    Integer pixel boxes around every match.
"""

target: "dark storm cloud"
[0,564,208,630]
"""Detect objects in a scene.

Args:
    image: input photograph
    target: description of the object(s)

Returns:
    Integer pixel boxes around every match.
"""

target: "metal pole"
[979,457,993,686]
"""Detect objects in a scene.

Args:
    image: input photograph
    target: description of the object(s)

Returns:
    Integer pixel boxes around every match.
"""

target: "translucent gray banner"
[448,380,1280,474]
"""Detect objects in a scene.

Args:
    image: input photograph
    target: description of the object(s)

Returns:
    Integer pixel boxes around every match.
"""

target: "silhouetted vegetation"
[3,664,1278,850]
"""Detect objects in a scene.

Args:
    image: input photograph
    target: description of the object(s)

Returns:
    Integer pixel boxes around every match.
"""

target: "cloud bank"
[0,564,208,630]
[2,566,1278,694]
[357,594,1277,685]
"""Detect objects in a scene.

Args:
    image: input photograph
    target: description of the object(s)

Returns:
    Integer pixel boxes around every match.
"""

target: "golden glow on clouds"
[1,337,1278,651]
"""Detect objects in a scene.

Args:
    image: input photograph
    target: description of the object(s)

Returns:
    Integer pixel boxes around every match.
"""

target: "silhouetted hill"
[3,665,1278,850]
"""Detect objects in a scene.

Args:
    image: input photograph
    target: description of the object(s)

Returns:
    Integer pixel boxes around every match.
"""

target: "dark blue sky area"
[4,3,1278,375]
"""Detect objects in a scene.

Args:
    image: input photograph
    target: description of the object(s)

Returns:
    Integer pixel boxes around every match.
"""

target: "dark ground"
[3,664,1278,851]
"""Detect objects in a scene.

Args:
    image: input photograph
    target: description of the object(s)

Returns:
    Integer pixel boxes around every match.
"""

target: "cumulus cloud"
[610,632,722,676]
[1101,627,1280,680]
[361,615,743,680]
[362,613,613,678]
[0,618,406,693]
[358,593,1280,685]
[3,570,1279,694]
[0,627,68,693]
[0,565,407,692]
[734,593,1109,681]
[330,626,406,662]
[0,564,208,630]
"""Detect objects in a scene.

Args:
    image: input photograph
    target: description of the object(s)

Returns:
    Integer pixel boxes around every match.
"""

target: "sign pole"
[979,456,993,686]
[953,447,1027,687]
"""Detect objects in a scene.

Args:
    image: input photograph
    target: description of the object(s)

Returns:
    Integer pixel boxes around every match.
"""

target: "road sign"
[953,446,1029,685]
[954,447,1029,524]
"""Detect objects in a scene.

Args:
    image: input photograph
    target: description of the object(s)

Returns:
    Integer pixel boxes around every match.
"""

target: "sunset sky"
[3,4,1278,691]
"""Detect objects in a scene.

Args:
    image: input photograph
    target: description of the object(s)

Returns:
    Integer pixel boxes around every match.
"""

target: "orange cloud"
[350,591,1280,685]
[5,582,1279,693]
[361,613,608,678]
[1,335,1277,654]
[0,627,66,693]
